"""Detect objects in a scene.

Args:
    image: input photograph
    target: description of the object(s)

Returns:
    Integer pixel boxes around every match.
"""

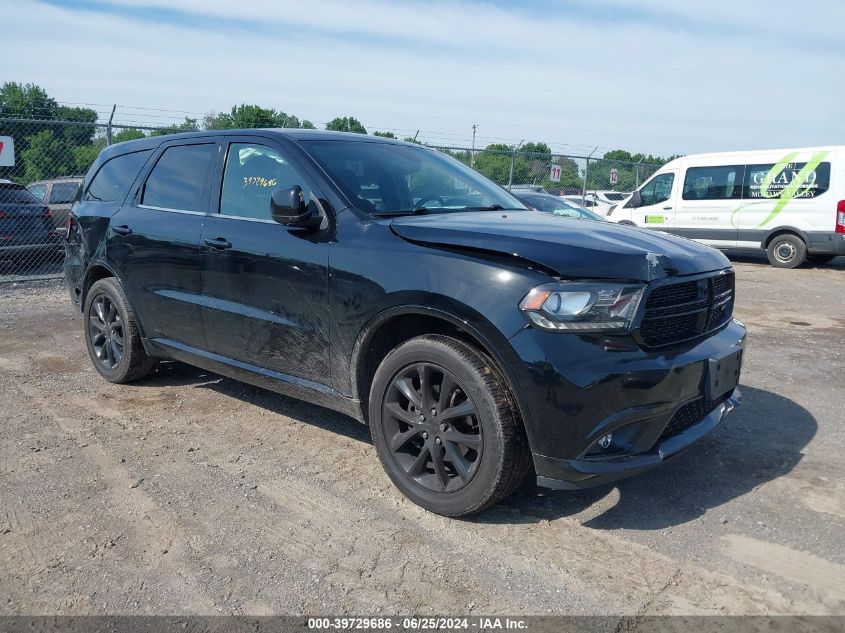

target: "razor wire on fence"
[0,114,664,283]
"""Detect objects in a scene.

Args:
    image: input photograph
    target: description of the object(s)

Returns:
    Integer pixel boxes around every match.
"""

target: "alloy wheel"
[382,362,483,493]
[88,294,124,370]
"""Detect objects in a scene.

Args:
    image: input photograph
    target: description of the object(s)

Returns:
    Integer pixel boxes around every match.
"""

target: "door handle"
[662,206,673,210]
[203,237,232,250]
[112,224,132,236]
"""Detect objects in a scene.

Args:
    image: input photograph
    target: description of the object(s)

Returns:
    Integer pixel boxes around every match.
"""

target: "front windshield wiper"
[462,205,525,211]
[371,208,429,218]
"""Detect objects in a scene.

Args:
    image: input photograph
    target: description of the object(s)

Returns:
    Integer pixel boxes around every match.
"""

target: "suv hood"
[390,210,730,281]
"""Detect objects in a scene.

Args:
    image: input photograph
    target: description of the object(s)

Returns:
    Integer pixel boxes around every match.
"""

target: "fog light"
[598,433,612,449]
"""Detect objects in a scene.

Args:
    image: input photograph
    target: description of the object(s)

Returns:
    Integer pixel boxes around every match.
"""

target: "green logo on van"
[730,150,829,228]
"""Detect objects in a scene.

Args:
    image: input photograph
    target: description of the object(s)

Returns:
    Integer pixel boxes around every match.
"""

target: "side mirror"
[270,186,320,229]
[626,190,642,209]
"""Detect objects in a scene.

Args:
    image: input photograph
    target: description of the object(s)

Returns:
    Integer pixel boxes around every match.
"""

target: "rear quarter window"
[0,184,41,204]
[85,150,152,203]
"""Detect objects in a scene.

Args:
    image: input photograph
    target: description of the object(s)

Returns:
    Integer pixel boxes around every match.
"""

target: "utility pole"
[470,122,477,167]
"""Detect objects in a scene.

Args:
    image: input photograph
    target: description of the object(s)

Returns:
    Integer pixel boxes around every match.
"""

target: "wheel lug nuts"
[430,409,437,416]
[440,423,448,432]
[435,437,442,445]
[418,414,426,422]
[422,432,429,440]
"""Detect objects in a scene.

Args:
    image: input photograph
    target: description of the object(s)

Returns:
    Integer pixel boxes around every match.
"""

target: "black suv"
[65,130,745,516]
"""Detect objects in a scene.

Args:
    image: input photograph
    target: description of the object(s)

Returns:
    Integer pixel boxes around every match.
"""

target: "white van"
[606,146,845,267]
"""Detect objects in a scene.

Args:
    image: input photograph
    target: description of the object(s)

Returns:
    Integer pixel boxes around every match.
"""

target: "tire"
[368,334,531,517]
[766,234,806,268]
[807,254,836,266]
[83,277,157,383]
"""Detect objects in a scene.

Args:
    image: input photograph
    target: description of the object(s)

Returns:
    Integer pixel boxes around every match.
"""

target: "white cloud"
[1,0,842,156]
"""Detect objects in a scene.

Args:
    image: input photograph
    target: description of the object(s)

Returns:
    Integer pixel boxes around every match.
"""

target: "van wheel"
[807,254,836,266]
[368,335,531,517]
[84,278,157,383]
[766,234,806,268]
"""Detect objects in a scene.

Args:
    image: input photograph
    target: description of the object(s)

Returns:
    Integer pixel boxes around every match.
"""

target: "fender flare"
[349,303,536,448]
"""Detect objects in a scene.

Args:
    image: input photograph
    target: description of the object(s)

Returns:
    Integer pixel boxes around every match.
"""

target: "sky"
[1,0,843,157]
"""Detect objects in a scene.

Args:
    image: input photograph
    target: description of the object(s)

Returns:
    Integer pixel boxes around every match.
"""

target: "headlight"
[519,282,645,332]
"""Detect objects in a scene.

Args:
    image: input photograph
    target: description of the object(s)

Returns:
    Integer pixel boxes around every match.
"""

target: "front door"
[633,171,677,231]
[199,138,332,384]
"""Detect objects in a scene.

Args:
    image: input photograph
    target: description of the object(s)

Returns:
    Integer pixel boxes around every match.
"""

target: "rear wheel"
[766,234,806,268]
[84,277,156,383]
[369,334,531,517]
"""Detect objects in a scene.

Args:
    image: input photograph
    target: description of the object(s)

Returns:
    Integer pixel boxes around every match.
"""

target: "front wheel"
[766,234,806,268]
[369,335,531,517]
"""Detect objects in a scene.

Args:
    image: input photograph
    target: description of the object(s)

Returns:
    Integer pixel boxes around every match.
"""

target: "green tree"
[372,130,396,138]
[207,105,314,131]
[325,116,367,134]
[0,82,97,182]
[149,117,200,136]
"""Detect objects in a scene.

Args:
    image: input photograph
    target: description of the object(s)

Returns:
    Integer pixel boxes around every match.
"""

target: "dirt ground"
[0,255,843,616]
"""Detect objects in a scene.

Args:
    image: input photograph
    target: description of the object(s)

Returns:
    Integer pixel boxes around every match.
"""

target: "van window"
[639,173,674,207]
[743,162,831,199]
[142,144,215,211]
[85,150,152,202]
[220,143,311,220]
[682,166,743,200]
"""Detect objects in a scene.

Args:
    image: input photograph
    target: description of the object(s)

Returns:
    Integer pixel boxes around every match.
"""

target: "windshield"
[300,140,527,216]
[0,184,41,205]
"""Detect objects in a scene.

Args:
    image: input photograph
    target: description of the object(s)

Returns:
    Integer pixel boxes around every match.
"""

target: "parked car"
[27,176,83,233]
[561,195,612,215]
[65,130,744,516]
[0,179,62,261]
[588,190,630,204]
[515,192,605,221]
[605,146,845,267]
[508,184,548,194]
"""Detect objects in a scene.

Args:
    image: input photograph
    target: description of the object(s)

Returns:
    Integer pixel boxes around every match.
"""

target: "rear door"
[674,163,743,247]
[109,139,219,350]
[199,135,332,383]
[47,180,82,232]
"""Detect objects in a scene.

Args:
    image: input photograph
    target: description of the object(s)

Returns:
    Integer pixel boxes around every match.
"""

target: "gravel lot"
[1,256,843,616]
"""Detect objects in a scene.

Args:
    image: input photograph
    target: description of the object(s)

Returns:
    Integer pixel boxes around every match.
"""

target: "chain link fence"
[0,115,664,283]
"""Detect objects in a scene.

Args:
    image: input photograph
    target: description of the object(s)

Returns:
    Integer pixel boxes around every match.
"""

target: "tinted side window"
[743,162,831,199]
[220,143,311,220]
[49,182,81,204]
[142,144,216,211]
[85,150,152,202]
[640,173,674,207]
[0,184,40,204]
[682,166,743,200]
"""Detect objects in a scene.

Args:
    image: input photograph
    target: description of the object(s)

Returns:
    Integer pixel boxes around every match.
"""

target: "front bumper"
[535,387,741,489]
[505,318,746,490]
